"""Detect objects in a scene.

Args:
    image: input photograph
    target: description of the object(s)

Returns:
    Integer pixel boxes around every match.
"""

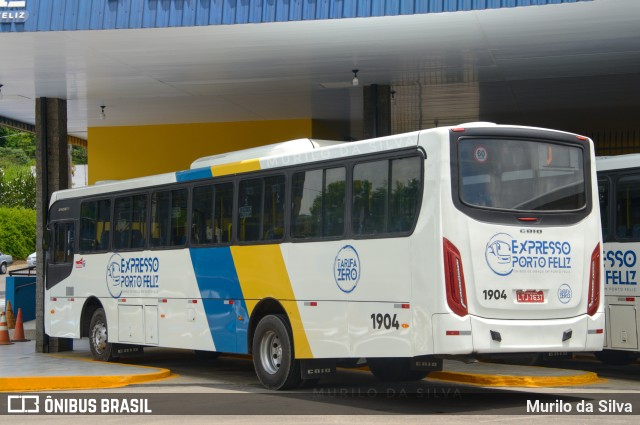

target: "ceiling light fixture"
[352,69,359,86]
[100,105,106,120]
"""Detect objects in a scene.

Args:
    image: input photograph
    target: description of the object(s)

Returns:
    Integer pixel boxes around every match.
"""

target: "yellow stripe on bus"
[210,159,261,177]
[230,245,313,359]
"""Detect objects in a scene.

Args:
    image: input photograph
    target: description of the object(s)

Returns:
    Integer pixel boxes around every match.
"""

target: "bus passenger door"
[46,221,75,288]
[47,220,76,337]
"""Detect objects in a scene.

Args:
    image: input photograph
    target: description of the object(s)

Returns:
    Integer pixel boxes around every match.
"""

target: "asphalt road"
[23,343,636,422]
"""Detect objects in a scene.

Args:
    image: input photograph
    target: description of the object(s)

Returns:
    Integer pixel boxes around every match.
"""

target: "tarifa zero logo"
[485,233,572,276]
[334,245,360,293]
[106,253,160,298]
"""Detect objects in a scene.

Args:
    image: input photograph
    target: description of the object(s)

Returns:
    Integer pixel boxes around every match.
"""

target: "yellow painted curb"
[0,369,173,392]
[0,354,174,392]
[427,370,601,387]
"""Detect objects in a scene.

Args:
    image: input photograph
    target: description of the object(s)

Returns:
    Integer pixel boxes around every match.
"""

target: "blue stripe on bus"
[176,167,213,182]
[189,247,249,354]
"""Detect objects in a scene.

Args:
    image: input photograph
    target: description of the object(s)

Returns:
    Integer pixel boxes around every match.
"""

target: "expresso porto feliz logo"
[334,245,360,293]
[485,233,572,276]
[0,1,29,23]
[106,254,160,298]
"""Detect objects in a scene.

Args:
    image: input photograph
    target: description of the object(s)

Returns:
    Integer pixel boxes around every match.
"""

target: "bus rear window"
[458,139,586,212]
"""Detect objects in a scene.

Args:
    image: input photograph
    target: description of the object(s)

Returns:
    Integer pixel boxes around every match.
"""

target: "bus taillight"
[443,238,468,317]
[587,243,601,316]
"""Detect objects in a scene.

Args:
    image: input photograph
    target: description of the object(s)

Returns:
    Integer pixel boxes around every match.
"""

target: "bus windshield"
[458,138,586,212]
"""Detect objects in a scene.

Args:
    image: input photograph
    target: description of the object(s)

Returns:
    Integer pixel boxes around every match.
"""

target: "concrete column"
[35,97,73,353]
[363,84,391,139]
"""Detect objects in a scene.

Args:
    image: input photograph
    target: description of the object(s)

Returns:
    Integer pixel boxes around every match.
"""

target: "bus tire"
[252,314,301,390]
[595,349,638,366]
[367,358,428,382]
[89,308,115,362]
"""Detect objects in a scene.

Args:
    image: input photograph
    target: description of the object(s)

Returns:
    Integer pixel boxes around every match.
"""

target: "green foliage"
[72,145,88,165]
[0,207,36,259]
[0,146,29,168]
[0,126,35,160]
[0,167,37,209]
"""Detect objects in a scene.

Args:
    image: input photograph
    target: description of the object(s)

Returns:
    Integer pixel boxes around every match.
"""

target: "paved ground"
[0,334,601,393]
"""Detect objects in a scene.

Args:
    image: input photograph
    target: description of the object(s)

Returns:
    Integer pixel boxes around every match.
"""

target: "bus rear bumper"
[432,313,604,354]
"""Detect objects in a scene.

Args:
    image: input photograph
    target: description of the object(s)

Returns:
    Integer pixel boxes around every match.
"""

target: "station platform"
[0,327,601,392]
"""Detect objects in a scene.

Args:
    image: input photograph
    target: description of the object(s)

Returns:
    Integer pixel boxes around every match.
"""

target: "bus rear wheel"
[252,314,301,390]
[367,358,429,382]
[89,308,115,361]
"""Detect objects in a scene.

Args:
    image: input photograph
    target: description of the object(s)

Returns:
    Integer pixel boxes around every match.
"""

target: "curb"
[427,370,601,387]
[0,358,173,392]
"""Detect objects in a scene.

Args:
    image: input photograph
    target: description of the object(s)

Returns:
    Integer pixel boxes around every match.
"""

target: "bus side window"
[80,199,111,252]
[151,189,187,247]
[53,222,75,264]
[615,175,640,240]
[352,157,420,236]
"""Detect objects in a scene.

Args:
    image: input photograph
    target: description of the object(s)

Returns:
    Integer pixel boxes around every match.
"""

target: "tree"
[0,167,36,209]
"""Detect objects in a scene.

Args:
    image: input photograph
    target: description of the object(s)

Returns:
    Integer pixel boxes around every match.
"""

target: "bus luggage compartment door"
[118,305,144,343]
[609,305,638,349]
[145,305,159,345]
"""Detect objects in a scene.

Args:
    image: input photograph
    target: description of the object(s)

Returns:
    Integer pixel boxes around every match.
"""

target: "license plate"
[516,290,544,303]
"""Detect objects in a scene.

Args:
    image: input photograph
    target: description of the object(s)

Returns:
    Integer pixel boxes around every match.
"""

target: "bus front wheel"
[89,308,115,361]
[252,314,301,390]
[367,358,429,382]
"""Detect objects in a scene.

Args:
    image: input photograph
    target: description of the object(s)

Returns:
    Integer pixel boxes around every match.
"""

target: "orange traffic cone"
[11,308,29,342]
[5,300,15,330]
[0,312,13,345]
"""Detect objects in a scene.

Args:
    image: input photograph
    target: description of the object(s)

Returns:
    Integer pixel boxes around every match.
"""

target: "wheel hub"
[260,330,282,375]
[91,321,107,354]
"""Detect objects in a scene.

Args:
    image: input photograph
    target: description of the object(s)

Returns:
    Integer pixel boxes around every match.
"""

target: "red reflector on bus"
[443,238,468,317]
[626,298,634,302]
[587,243,601,316]
[452,128,465,132]
[70,298,74,302]
[517,217,539,222]
[120,299,126,302]
[401,304,410,309]
[305,302,317,307]
[596,329,604,334]
[576,135,588,141]
[162,299,167,303]
[191,300,198,304]
[51,297,57,302]
[446,331,460,336]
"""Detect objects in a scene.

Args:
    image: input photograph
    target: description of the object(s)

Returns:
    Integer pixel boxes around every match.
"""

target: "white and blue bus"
[596,154,640,365]
[44,123,604,389]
